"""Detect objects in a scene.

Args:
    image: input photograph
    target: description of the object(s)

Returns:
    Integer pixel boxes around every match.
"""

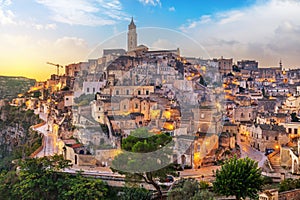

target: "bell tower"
[127,17,137,52]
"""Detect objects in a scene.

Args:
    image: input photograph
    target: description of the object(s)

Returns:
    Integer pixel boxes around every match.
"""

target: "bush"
[279,178,300,192]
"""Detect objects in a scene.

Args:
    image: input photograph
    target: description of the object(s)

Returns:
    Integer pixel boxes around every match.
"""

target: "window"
[93,88,95,93]
[138,90,141,95]
[200,113,205,119]
[87,88,90,93]
[295,129,298,134]
[126,90,129,95]
[124,105,127,110]
[135,103,138,109]
[241,113,244,118]
[266,136,269,140]
[275,136,278,141]
[116,90,119,95]
[66,98,69,101]
[146,90,149,95]
[288,128,292,134]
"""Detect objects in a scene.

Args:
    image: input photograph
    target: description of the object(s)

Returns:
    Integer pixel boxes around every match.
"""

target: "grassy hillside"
[0,76,36,100]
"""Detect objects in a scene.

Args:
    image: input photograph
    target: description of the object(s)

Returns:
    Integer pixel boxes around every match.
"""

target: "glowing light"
[150,110,161,119]
[163,111,172,120]
[194,153,200,163]
[163,123,174,130]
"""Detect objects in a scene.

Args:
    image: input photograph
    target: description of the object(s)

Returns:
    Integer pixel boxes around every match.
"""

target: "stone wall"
[279,189,300,200]
[95,149,121,166]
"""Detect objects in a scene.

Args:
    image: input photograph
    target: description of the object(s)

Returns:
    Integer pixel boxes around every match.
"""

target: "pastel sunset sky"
[1,0,300,80]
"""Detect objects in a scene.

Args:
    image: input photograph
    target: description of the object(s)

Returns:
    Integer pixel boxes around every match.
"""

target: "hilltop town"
[2,18,300,199]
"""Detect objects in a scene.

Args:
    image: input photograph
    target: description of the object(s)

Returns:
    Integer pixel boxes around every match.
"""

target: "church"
[103,18,180,58]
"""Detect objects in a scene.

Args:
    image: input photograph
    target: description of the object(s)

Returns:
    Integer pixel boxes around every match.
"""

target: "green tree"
[111,128,176,199]
[279,178,300,192]
[168,178,199,200]
[167,178,215,200]
[192,190,215,200]
[3,155,109,200]
[60,173,108,200]
[12,155,72,200]
[213,156,264,200]
[120,187,153,200]
[0,170,18,200]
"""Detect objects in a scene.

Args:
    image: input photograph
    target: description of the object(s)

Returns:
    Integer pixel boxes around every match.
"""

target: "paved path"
[34,113,57,157]
[237,134,267,167]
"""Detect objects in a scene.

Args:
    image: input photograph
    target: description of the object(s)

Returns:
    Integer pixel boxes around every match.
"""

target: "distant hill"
[0,76,36,100]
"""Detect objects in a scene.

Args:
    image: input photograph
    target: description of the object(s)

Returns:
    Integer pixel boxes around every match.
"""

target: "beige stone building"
[233,106,256,123]
[218,56,233,75]
[249,124,289,152]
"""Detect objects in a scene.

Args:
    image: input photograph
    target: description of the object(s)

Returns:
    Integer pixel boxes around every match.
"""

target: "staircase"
[268,151,283,173]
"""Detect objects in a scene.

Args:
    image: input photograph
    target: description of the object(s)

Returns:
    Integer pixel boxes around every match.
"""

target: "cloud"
[168,6,175,12]
[151,39,177,50]
[36,0,129,26]
[0,0,16,25]
[179,0,300,67]
[34,23,57,30]
[138,0,161,7]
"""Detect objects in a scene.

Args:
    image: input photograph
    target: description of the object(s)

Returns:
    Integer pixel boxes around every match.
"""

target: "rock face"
[0,105,42,169]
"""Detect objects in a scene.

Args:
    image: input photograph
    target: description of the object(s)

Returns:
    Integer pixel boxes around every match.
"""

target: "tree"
[111,128,176,199]
[279,178,300,192]
[213,156,264,200]
[60,174,108,200]
[167,178,215,200]
[2,155,109,200]
[12,155,73,200]
[120,186,153,200]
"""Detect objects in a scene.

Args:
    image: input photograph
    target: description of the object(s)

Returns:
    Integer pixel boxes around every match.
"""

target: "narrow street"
[33,112,57,157]
[237,134,267,168]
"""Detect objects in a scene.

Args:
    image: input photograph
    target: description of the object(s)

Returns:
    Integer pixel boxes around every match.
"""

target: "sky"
[1,0,300,81]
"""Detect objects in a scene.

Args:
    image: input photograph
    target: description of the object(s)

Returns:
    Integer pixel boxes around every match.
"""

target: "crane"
[46,62,64,76]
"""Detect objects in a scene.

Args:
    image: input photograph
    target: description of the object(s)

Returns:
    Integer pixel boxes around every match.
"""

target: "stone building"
[218,56,233,75]
[127,17,137,52]
[249,124,289,152]
[233,106,256,123]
